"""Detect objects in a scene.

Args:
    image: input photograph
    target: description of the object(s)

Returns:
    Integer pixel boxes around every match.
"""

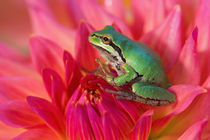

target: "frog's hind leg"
[132,83,176,106]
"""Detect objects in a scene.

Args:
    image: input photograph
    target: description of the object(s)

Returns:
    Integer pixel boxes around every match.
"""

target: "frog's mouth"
[90,43,111,55]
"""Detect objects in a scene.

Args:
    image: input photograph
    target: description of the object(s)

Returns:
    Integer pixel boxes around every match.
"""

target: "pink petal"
[195,0,210,83]
[130,110,153,140]
[102,112,125,139]
[78,0,132,37]
[99,95,134,138]
[75,22,99,71]
[42,69,67,111]
[131,0,166,34]
[169,27,201,85]
[13,128,59,140]
[0,100,43,128]
[151,85,206,137]
[86,103,104,139]
[178,118,208,140]
[30,36,64,78]
[117,100,143,122]
[25,0,76,55]
[0,42,30,63]
[63,51,82,97]
[102,0,126,20]
[62,0,86,28]
[141,5,182,71]
[27,96,66,138]
[66,103,95,140]
[0,121,24,140]
[0,57,39,78]
[0,77,49,103]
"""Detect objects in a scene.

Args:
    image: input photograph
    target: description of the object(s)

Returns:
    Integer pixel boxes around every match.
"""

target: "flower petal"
[0,42,29,63]
[30,36,64,78]
[102,112,125,139]
[66,103,95,140]
[131,0,166,34]
[102,0,126,20]
[169,27,200,85]
[0,100,43,128]
[0,77,49,103]
[42,69,67,111]
[178,118,208,140]
[151,85,206,137]
[62,0,85,28]
[141,5,182,71]
[130,110,153,140]
[75,22,99,71]
[25,0,75,54]
[63,51,82,97]
[99,95,134,138]
[13,128,59,140]
[195,0,210,83]
[27,96,66,138]
[0,121,24,140]
[86,103,104,139]
[78,0,132,37]
[0,57,39,78]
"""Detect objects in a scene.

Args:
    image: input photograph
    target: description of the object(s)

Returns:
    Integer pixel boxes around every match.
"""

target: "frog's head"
[89,25,126,63]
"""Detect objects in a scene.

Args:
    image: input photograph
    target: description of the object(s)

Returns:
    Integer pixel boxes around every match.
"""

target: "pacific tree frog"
[88,25,176,106]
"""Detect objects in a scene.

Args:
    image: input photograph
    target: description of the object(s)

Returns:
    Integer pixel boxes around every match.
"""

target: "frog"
[88,25,176,106]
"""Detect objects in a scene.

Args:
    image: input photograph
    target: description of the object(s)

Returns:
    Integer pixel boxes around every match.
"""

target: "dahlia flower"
[0,0,210,139]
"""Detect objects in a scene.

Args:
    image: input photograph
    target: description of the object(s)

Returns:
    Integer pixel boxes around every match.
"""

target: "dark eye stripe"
[90,33,126,63]
[109,42,126,63]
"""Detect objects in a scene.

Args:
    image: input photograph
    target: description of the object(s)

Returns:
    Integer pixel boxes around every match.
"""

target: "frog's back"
[121,40,170,88]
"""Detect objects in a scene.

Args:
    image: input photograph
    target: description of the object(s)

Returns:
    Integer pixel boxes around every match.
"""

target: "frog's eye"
[102,35,111,44]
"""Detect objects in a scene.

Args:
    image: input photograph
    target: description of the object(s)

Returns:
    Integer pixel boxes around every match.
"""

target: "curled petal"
[130,110,153,140]
[42,69,67,110]
[141,5,182,71]
[27,96,66,138]
[195,0,210,83]
[25,0,75,54]
[178,118,208,140]
[0,100,43,128]
[75,22,99,71]
[151,85,206,137]
[169,27,200,85]
[30,36,64,78]
[13,128,59,140]
[63,51,82,97]
[66,103,95,140]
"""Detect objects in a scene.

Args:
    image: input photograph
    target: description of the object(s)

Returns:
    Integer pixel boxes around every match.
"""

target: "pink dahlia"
[0,0,210,139]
